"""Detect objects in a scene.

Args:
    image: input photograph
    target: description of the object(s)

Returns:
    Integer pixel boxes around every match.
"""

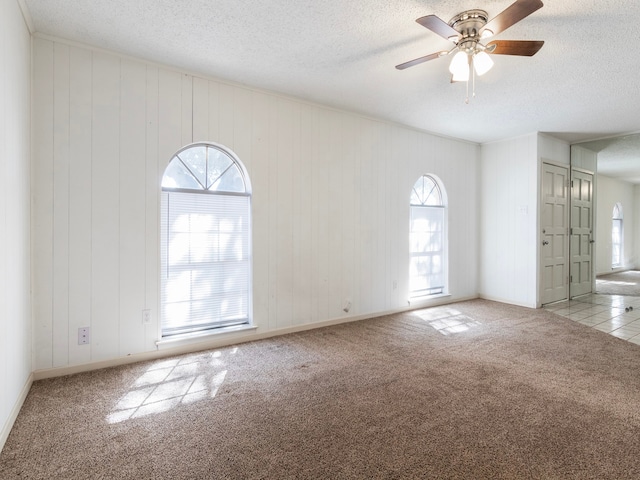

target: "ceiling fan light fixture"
[449,50,469,81]
[473,50,494,76]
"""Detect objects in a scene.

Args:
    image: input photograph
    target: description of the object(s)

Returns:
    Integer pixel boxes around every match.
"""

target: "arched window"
[160,142,251,337]
[612,203,623,268]
[409,175,447,297]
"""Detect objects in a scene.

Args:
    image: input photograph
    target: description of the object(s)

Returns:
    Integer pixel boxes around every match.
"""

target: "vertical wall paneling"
[326,111,344,318]
[374,125,390,312]
[538,134,570,166]
[67,46,93,366]
[356,121,372,313]
[266,94,279,330]
[144,66,160,349]
[119,59,147,356]
[370,122,384,312]
[1,0,31,449]
[294,104,313,324]
[157,69,183,173]
[181,74,193,146]
[289,100,306,326]
[0,6,6,410]
[91,52,121,360]
[249,91,270,328]
[216,83,235,149]
[52,43,70,366]
[156,68,183,342]
[274,99,296,328]
[207,80,220,144]
[33,38,55,370]
[354,122,377,311]
[386,126,405,307]
[231,85,253,172]
[480,134,538,307]
[570,145,597,172]
[32,38,482,373]
[339,115,357,315]
[192,76,209,143]
[350,121,363,314]
[310,107,330,322]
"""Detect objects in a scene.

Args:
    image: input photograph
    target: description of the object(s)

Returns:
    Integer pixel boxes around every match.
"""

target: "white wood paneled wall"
[32,37,479,372]
[480,134,539,307]
[1,0,32,450]
[570,145,597,172]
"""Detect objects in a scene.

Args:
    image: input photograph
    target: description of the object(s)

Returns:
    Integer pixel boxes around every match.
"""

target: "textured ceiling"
[22,0,640,178]
[577,134,640,185]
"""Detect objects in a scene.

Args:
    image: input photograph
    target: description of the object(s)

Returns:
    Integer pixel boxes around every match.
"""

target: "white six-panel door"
[570,169,594,297]
[541,163,569,305]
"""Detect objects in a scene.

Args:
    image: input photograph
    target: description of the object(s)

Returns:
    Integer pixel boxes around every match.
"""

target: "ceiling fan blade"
[487,40,544,56]
[481,0,543,38]
[396,51,445,70]
[416,15,460,42]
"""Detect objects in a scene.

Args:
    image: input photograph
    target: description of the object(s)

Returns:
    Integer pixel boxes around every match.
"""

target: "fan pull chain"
[472,59,476,99]
[465,55,471,104]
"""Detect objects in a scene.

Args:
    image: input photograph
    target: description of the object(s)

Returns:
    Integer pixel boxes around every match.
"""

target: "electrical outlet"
[142,309,152,325]
[78,327,90,345]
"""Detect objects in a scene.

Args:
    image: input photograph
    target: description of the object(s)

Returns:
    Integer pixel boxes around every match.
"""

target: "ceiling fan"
[396,0,544,99]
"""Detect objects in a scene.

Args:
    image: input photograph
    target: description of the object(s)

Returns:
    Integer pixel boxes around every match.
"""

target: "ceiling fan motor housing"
[449,9,489,53]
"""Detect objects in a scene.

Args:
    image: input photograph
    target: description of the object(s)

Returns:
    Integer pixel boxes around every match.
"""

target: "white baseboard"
[478,293,537,309]
[33,294,479,381]
[0,373,33,454]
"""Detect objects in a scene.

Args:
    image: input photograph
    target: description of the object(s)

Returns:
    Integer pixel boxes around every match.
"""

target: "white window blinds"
[410,205,445,296]
[161,191,250,336]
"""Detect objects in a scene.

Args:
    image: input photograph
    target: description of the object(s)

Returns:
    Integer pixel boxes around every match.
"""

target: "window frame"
[159,142,253,339]
[409,174,448,298]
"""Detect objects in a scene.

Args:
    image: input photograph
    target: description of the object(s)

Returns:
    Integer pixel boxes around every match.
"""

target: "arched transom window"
[409,175,447,297]
[160,143,252,337]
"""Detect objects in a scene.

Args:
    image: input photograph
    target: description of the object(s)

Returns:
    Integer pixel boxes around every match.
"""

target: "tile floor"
[544,294,640,345]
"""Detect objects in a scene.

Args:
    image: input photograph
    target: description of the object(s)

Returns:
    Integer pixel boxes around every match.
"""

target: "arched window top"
[162,142,250,194]
[411,175,443,206]
[613,203,623,219]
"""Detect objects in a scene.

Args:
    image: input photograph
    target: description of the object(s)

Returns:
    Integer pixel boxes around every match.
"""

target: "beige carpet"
[3,299,640,479]
[596,270,640,296]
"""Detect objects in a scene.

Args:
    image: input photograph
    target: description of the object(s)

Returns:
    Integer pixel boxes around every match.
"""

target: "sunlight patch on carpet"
[106,348,236,424]
[411,307,482,335]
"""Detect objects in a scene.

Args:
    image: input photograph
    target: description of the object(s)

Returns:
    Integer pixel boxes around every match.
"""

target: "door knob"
[542,240,549,246]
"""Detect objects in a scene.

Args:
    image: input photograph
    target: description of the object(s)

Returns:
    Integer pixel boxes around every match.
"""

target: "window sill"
[155,323,257,350]
[408,292,451,305]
